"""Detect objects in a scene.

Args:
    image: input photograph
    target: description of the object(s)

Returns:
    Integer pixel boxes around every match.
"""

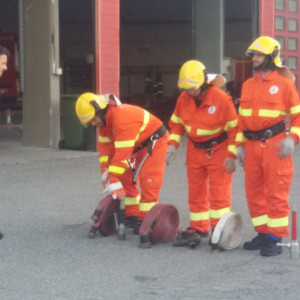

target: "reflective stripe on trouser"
[186,139,233,232]
[244,132,293,238]
[135,132,169,220]
[121,167,140,217]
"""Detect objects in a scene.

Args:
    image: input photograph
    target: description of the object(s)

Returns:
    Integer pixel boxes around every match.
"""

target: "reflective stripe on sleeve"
[108,165,126,174]
[108,181,123,192]
[99,136,112,143]
[170,114,183,124]
[224,119,237,131]
[114,140,135,148]
[290,105,300,115]
[290,126,300,138]
[184,125,191,133]
[99,156,109,163]
[169,133,181,143]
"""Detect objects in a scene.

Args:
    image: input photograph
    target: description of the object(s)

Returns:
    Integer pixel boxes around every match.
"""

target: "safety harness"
[129,124,167,184]
[243,120,285,141]
[136,124,167,154]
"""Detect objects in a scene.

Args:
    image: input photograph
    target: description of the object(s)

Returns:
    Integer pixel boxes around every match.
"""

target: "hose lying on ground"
[139,203,179,244]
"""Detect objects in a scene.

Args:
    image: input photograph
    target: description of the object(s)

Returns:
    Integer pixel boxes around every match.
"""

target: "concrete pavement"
[1,128,300,300]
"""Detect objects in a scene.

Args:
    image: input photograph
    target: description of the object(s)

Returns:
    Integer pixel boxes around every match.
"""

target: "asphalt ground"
[1,127,300,300]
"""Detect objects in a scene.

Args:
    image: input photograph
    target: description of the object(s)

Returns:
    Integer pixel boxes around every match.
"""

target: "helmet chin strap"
[95,108,107,126]
[193,83,208,107]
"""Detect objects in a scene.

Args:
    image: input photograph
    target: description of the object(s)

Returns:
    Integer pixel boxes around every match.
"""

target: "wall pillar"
[23,0,61,147]
[193,0,224,73]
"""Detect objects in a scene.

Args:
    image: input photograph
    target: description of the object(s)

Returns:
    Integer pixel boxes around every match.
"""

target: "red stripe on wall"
[259,0,275,36]
[95,0,120,97]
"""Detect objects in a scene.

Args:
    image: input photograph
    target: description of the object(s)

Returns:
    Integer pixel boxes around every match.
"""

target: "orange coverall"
[236,70,300,237]
[168,86,238,232]
[98,104,169,221]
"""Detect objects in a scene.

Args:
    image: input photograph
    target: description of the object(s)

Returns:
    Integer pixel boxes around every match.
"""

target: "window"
[275,16,285,30]
[288,18,298,31]
[275,0,285,10]
[275,36,285,50]
[280,56,286,65]
[288,38,298,50]
[288,0,298,12]
[288,56,298,69]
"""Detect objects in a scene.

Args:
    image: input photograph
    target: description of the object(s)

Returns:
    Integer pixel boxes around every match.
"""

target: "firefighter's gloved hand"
[279,136,295,158]
[165,145,177,165]
[101,169,109,193]
[223,158,236,174]
[237,146,245,167]
[108,181,126,200]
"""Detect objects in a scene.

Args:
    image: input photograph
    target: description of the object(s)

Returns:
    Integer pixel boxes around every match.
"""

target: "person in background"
[226,80,241,112]
[0,45,10,240]
[236,36,300,257]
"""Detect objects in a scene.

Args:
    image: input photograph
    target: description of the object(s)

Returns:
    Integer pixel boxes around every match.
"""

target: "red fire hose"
[139,203,179,245]
[89,195,119,238]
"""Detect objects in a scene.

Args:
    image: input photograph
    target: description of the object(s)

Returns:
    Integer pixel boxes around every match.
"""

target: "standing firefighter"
[237,36,300,257]
[167,60,238,248]
[75,93,169,236]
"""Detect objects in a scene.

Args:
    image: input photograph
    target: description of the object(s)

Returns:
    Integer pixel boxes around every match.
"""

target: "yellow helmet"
[75,92,107,125]
[178,60,206,89]
[246,36,282,67]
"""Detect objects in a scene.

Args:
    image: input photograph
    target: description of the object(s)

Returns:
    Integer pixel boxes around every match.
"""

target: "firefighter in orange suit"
[236,36,300,257]
[75,93,169,233]
[167,60,238,247]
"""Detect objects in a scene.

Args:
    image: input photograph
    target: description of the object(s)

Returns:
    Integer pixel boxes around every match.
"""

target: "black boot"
[244,233,268,250]
[124,216,139,228]
[132,220,142,235]
[140,235,152,248]
[209,229,214,246]
[173,228,201,249]
[260,236,283,257]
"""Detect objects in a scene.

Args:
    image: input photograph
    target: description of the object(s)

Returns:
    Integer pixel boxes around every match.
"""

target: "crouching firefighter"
[166,60,238,249]
[75,93,169,241]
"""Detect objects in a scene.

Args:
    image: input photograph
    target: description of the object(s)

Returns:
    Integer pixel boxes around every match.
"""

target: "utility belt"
[136,124,167,154]
[190,131,228,152]
[243,120,285,141]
